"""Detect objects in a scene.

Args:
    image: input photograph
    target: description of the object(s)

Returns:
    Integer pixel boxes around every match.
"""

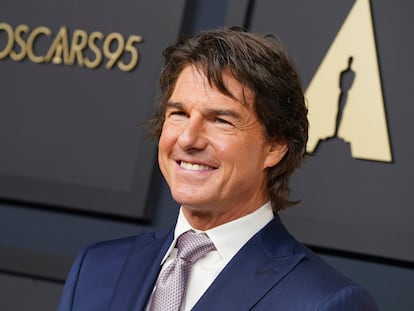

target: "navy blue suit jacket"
[57,215,379,310]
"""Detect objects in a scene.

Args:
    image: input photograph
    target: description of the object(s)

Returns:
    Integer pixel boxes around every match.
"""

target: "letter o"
[0,22,14,59]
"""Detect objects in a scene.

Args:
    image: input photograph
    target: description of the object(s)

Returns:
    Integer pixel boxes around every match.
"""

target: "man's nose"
[177,117,207,152]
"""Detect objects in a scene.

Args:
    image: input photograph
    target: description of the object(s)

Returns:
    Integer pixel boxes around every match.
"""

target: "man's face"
[158,65,287,228]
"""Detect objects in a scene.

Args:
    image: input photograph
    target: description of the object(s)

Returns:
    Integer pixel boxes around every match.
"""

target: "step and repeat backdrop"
[1,0,413,274]
[0,0,186,220]
[246,0,414,263]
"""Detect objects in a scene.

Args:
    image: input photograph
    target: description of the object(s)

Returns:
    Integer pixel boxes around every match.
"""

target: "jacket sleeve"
[318,284,379,311]
[56,247,88,311]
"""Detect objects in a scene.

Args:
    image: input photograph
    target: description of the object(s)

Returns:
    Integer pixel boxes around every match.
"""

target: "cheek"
[158,125,175,152]
[212,139,228,155]
[212,133,248,153]
[158,130,173,169]
[158,135,168,154]
[157,136,172,181]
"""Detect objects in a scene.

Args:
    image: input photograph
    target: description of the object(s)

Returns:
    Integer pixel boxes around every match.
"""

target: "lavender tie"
[146,230,215,311]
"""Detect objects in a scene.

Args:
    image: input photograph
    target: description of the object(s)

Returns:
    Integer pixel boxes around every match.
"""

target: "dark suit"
[57,215,379,310]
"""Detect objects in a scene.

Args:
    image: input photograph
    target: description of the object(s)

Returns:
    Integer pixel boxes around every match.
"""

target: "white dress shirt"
[156,202,274,311]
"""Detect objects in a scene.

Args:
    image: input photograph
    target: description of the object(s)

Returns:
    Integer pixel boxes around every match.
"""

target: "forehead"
[171,65,255,109]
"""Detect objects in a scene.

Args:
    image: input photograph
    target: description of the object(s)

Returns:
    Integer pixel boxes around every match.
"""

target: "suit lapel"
[109,228,174,311]
[192,216,305,311]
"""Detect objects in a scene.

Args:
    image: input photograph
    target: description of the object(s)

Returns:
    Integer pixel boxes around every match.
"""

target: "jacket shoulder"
[81,228,171,262]
[57,229,171,311]
[270,244,379,310]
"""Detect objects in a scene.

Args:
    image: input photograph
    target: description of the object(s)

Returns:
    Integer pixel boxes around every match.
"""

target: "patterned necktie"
[145,230,215,311]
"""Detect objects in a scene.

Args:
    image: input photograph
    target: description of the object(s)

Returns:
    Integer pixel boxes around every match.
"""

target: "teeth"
[180,161,213,171]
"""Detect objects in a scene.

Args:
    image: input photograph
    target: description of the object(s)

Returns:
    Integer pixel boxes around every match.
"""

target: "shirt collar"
[161,202,274,265]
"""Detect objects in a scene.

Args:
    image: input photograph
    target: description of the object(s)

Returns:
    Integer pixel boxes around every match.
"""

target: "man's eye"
[168,110,187,117]
[214,118,232,126]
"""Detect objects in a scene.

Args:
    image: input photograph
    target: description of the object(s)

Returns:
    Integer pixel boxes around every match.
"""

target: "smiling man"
[57,27,379,311]
[158,65,287,230]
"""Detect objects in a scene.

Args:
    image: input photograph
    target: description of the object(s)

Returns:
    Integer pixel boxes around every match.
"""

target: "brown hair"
[149,27,308,211]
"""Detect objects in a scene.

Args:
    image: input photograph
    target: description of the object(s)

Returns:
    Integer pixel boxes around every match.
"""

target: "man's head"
[151,27,308,214]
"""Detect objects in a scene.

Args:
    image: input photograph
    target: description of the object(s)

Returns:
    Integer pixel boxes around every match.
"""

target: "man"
[57,27,379,310]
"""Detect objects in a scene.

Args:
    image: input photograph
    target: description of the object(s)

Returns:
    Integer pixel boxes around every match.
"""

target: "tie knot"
[176,231,215,264]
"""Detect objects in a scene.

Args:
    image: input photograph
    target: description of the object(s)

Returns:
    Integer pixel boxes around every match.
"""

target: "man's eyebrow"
[165,101,184,109]
[166,101,241,119]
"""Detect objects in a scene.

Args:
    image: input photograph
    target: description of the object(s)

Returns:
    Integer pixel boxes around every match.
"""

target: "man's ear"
[263,140,288,169]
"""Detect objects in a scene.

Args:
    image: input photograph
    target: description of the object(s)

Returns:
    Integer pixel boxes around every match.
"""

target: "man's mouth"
[179,160,215,171]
